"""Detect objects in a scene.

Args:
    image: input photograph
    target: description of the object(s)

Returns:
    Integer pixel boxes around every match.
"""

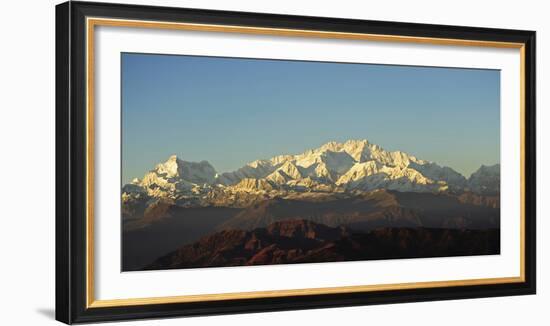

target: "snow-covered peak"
[154,155,180,178]
[336,160,383,185]
[153,155,217,184]
[470,164,500,178]
[319,140,345,152]
[277,161,304,179]
[217,159,277,185]
[122,140,498,200]
[468,164,500,194]
[231,178,275,192]
[341,139,371,161]
[291,140,417,166]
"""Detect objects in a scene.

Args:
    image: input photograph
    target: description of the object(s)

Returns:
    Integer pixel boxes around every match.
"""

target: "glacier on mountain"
[123,139,500,207]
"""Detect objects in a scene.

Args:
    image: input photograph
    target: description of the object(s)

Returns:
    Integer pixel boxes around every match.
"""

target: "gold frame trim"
[85,17,527,309]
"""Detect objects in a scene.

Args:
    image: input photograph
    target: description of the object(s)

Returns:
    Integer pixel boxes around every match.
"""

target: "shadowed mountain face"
[122,190,499,271]
[147,219,500,270]
[122,205,240,271]
[218,190,499,232]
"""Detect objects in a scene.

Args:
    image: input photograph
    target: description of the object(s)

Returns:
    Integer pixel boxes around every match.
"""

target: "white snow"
[123,140,500,200]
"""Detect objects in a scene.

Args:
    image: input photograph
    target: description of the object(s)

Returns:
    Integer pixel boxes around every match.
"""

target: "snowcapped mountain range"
[122,139,500,208]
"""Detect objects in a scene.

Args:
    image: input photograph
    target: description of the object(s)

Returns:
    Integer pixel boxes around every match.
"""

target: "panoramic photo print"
[121,53,501,272]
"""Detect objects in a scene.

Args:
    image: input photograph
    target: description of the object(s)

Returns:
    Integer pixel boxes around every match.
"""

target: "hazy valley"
[122,140,500,271]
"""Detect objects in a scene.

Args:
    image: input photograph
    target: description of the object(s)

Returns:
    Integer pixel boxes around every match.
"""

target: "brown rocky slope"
[146,219,499,270]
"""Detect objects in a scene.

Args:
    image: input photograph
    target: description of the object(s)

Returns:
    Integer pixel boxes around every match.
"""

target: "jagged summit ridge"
[124,140,500,204]
[468,164,500,195]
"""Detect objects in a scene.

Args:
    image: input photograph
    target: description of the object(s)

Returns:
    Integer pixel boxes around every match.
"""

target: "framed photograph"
[56,1,536,324]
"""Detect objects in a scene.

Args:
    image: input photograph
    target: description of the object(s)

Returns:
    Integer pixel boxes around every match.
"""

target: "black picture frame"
[56,1,536,324]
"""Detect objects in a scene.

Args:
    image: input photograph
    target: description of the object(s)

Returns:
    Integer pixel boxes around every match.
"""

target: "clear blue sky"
[122,53,500,184]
